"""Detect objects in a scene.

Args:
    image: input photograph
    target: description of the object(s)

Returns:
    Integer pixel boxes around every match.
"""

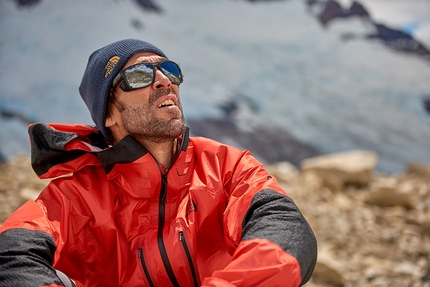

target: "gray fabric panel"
[242,189,317,285]
[0,228,64,287]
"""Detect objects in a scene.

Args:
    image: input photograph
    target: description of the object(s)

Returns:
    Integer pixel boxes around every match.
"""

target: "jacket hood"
[28,123,189,179]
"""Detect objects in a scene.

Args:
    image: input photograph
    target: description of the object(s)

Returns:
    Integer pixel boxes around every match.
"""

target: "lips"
[158,99,175,108]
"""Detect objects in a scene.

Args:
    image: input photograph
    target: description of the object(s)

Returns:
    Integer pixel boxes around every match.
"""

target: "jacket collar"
[29,123,190,178]
[99,127,190,174]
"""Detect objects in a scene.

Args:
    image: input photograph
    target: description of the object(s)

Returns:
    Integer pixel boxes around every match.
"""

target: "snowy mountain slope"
[1,0,430,172]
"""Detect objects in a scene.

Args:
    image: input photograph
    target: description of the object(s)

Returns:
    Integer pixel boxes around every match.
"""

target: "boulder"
[406,162,430,179]
[300,150,378,191]
[312,247,345,287]
[365,177,415,209]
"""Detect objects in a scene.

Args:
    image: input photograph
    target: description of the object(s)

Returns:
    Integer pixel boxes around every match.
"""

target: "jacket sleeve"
[202,151,317,287]
[0,200,67,287]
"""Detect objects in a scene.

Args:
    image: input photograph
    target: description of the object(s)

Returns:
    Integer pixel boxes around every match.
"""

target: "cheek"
[123,91,151,107]
[172,85,180,95]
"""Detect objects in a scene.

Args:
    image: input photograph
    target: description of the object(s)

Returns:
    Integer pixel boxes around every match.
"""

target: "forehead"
[123,52,166,69]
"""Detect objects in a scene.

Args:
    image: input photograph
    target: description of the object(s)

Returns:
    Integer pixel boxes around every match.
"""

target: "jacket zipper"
[179,231,199,287]
[158,174,180,287]
[138,248,155,287]
[139,142,187,287]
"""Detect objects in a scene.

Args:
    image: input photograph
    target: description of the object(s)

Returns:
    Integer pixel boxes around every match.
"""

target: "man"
[0,39,317,287]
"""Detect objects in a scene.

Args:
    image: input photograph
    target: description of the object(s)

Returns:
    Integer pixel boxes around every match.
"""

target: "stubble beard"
[121,89,186,143]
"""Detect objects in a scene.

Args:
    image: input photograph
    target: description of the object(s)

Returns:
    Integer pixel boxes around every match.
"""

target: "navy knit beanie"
[79,39,167,139]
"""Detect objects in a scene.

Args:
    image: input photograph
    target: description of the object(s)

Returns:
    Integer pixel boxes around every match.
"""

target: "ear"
[105,104,117,128]
[105,112,116,128]
[104,99,128,143]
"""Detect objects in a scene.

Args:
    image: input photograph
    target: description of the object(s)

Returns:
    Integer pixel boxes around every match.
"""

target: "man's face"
[106,52,186,143]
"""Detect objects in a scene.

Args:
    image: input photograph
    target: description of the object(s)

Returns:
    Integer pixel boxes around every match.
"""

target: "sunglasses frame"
[112,60,183,92]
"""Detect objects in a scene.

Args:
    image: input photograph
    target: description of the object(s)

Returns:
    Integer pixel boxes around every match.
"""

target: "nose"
[152,69,172,90]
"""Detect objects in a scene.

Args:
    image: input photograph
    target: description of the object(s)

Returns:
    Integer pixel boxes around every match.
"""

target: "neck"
[110,130,182,169]
[139,138,177,169]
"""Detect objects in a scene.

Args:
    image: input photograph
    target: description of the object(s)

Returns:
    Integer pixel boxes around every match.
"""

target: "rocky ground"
[1,151,430,287]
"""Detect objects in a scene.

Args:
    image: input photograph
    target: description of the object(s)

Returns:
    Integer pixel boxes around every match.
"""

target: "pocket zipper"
[138,247,155,287]
[179,231,199,287]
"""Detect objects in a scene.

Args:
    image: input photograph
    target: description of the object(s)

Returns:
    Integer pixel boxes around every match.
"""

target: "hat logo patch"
[105,56,120,78]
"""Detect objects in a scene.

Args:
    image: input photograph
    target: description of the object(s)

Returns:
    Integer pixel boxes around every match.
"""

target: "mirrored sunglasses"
[112,60,183,91]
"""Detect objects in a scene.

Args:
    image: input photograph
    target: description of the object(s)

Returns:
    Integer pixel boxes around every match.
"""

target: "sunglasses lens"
[159,61,182,85]
[123,64,154,89]
[118,61,183,91]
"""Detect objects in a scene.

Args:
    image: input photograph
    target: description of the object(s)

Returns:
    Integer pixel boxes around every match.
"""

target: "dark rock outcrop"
[367,24,430,59]
[187,97,319,165]
[308,0,430,61]
[12,0,41,8]
[0,108,36,125]
[423,96,430,115]
[132,0,163,13]
[317,0,369,26]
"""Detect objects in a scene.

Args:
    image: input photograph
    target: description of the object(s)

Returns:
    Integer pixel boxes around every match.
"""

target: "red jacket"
[0,123,317,287]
